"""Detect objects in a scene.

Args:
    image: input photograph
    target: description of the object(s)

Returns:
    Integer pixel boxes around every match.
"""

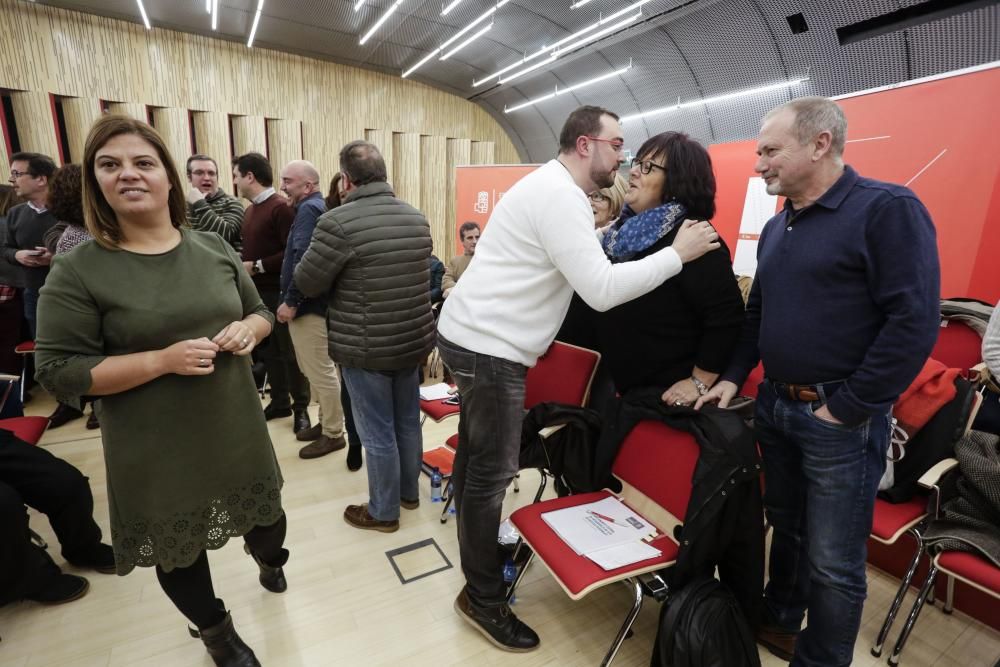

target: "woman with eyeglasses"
[563,131,745,407]
[588,173,628,229]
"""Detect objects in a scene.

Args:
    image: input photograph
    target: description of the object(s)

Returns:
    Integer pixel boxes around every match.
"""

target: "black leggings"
[155,514,287,629]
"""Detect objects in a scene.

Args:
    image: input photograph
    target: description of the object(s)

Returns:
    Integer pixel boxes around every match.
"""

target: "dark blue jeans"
[341,366,422,521]
[437,335,527,607]
[755,379,890,667]
[22,287,39,339]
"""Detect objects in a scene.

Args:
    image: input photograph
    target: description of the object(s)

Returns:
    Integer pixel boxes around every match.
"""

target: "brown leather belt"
[772,382,820,402]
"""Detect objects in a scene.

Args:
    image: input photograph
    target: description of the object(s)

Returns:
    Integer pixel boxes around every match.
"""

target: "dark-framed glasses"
[630,158,667,175]
[9,170,33,179]
[588,192,610,203]
[584,135,626,153]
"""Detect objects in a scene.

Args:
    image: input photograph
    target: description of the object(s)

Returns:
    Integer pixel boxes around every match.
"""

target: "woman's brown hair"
[324,172,342,210]
[0,184,23,217]
[82,114,187,249]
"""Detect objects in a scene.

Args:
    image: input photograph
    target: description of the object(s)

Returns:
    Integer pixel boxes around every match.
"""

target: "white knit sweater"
[438,159,682,367]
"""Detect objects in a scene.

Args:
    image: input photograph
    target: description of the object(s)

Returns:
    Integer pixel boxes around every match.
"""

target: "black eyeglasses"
[588,192,610,203]
[630,158,667,175]
[9,170,33,179]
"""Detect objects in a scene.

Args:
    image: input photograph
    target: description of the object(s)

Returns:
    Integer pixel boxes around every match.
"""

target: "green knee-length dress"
[35,230,284,574]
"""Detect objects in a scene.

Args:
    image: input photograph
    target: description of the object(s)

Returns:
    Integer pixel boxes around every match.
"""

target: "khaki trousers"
[287,313,345,438]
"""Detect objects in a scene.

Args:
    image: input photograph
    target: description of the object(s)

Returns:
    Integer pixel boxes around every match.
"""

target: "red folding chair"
[508,420,699,666]
[885,455,998,666]
[424,340,601,522]
[1,373,52,549]
[870,382,983,658]
[13,340,34,404]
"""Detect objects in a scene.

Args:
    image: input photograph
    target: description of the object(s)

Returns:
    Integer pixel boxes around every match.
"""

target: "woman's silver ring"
[241,337,249,347]
[674,400,683,406]
[199,358,208,367]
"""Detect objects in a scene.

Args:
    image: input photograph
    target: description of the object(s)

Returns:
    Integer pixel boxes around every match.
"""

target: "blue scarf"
[601,200,688,260]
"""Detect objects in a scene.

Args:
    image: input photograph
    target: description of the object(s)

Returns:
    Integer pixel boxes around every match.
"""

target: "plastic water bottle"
[430,467,443,502]
[503,557,518,604]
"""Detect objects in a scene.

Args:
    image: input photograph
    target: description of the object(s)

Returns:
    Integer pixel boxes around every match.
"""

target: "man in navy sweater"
[697,97,940,667]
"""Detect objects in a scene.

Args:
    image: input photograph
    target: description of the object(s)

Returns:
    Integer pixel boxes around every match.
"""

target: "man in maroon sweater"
[233,152,311,434]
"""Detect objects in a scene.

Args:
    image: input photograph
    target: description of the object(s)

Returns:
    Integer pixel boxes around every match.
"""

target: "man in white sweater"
[437,106,720,652]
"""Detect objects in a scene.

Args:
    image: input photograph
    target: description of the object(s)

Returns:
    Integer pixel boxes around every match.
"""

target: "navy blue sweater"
[722,165,940,426]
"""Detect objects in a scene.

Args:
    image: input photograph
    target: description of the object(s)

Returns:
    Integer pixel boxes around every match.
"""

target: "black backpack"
[651,575,761,667]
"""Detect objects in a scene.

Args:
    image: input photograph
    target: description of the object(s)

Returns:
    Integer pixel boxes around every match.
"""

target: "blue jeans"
[755,379,890,667]
[341,366,422,521]
[437,335,527,607]
[23,287,39,339]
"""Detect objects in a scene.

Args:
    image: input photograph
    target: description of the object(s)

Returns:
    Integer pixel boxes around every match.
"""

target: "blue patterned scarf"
[601,200,688,260]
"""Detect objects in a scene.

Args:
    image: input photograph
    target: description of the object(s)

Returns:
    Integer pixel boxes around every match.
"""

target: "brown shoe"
[343,504,398,533]
[298,435,346,459]
[401,497,420,510]
[756,624,797,662]
[295,423,322,442]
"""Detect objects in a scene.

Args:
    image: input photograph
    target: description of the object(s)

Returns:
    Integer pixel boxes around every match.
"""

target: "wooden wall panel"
[392,132,421,210]
[231,116,266,157]
[364,129,394,187]
[61,97,102,164]
[446,138,472,254]
[471,141,495,165]
[10,91,59,159]
[106,101,147,120]
[0,0,520,228]
[0,127,8,173]
[150,107,192,177]
[266,119,302,177]
[191,111,230,175]
[420,136,448,259]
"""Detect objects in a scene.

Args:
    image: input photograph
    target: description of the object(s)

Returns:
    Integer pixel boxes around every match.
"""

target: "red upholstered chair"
[739,361,765,399]
[870,386,983,659]
[882,450,994,666]
[932,319,983,375]
[508,420,699,666]
[424,341,601,523]
[13,340,35,403]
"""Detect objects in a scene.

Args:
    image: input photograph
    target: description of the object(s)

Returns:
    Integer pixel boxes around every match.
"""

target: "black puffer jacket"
[293,182,435,370]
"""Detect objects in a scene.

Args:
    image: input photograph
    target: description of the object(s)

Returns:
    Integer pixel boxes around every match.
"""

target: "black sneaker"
[48,403,84,429]
[454,586,539,652]
[26,573,90,605]
[67,543,117,574]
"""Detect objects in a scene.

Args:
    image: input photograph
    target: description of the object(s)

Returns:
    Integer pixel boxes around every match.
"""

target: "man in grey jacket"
[294,140,435,532]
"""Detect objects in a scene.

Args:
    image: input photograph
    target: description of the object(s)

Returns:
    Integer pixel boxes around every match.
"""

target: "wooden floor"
[1,387,998,667]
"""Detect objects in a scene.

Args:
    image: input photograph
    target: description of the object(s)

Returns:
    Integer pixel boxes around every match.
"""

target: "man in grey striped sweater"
[185,154,244,251]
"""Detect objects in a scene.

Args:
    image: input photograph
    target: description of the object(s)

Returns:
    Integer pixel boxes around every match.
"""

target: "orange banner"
[454,164,539,254]
[709,65,1000,304]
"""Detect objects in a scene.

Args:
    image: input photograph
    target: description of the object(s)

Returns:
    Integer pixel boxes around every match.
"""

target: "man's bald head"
[280,160,321,206]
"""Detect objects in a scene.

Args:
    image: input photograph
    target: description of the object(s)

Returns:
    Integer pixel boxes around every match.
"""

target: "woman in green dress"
[35,115,286,667]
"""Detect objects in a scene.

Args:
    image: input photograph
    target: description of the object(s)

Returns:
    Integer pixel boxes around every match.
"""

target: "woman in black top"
[562,131,745,406]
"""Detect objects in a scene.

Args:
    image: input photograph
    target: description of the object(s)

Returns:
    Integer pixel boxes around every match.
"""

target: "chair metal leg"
[29,527,47,550]
[506,541,534,603]
[872,527,925,657]
[533,470,548,504]
[513,473,520,493]
[888,563,939,666]
[600,579,644,667]
[943,574,954,614]
[439,479,454,524]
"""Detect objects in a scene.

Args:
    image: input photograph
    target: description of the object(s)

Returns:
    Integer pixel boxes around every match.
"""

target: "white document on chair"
[419,383,454,401]
[585,541,662,571]
[541,497,656,556]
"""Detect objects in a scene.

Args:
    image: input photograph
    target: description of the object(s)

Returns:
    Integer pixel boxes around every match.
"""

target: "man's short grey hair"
[765,96,847,157]
[340,140,387,186]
